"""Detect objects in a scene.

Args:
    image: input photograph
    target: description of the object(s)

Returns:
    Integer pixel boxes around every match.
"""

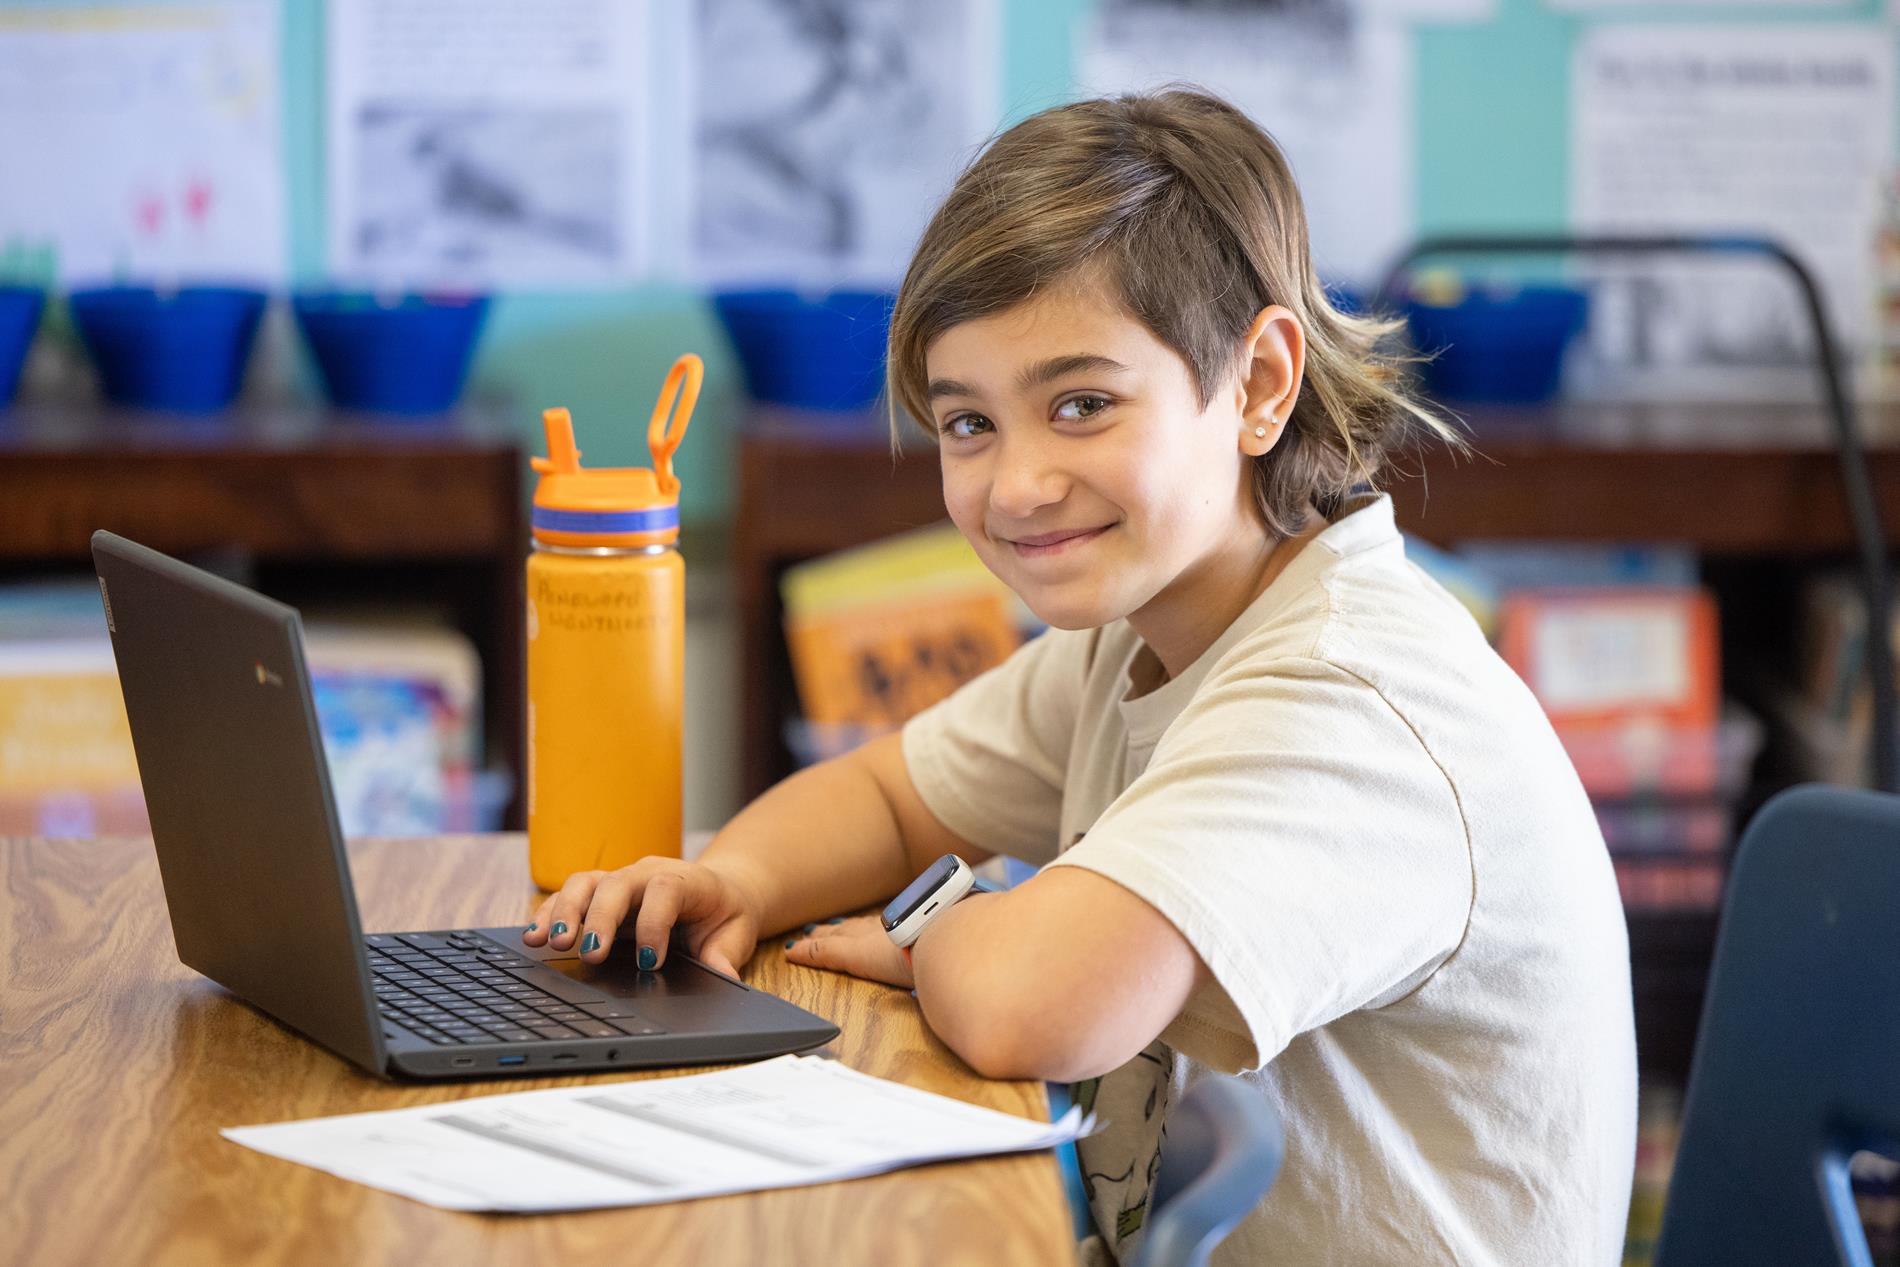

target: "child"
[527,88,1637,1265]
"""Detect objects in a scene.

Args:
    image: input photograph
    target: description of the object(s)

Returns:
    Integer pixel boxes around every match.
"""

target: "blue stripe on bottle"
[533,505,678,534]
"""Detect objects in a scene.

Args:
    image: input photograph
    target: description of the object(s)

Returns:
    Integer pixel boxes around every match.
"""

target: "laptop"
[91,531,839,1080]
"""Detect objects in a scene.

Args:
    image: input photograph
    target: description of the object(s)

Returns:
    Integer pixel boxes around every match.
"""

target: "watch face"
[882,855,962,931]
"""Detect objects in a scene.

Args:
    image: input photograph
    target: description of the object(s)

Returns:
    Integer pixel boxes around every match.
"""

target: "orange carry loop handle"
[648,354,702,499]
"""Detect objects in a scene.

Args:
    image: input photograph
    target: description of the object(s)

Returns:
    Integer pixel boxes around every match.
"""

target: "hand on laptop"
[522,858,765,979]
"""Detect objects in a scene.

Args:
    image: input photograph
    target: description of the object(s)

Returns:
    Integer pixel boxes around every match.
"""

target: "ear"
[1233,305,1305,457]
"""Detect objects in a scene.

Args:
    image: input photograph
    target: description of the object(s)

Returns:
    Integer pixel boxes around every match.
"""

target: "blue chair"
[1133,1076,1285,1267]
[1655,784,1900,1266]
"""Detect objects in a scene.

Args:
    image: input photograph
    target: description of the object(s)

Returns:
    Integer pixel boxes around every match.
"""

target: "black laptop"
[91,531,838,1080]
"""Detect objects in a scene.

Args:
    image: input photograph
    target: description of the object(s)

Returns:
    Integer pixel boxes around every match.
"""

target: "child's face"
[924,274,1270,632]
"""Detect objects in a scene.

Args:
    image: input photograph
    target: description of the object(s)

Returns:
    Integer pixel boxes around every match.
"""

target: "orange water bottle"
[526,354,702,892]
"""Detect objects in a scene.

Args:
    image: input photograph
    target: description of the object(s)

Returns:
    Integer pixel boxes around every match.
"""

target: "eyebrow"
[925,353,1134,401]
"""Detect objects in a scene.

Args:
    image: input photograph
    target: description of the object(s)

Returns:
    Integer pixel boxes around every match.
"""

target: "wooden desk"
[0,836,1077,1267]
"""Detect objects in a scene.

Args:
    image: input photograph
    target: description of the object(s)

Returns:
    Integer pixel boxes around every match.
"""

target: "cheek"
[941,470,990,544]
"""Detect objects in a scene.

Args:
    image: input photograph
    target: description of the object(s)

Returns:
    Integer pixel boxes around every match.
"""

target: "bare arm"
[524,730,988,973]
[697,731,993,940]
[777,740,1211,1083]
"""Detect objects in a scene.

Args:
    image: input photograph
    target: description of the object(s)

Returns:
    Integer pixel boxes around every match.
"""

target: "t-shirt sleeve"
[899,626,1094,867]
[1044,655,1473,1073]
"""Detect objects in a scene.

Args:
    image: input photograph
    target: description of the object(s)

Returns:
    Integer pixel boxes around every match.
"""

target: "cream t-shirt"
[901,494,1637,1266]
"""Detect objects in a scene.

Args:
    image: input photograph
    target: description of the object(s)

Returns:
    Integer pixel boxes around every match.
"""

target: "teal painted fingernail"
[552,921,568,937]
[802,922,817,933]
[580,932,600,953]
[826,917,845,924]
[784,939,798,950]
[637,945,657,970]
[526,922,538,932]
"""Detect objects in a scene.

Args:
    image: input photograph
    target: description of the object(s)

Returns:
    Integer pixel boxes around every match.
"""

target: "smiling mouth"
[1006,525,1111,558]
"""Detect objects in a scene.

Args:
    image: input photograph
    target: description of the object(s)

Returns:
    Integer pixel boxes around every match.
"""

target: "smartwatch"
[882,853,978,950]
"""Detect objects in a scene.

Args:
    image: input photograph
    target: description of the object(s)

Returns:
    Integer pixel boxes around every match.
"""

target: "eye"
[939,412,992,440]
[1054,394,1112,422]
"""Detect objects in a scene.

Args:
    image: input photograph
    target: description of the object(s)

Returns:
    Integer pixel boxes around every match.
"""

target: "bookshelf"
[737,399,1900,796]
[0,402,527,826]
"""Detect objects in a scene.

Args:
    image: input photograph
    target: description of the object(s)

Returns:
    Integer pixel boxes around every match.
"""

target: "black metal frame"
[1369,233,1897,794]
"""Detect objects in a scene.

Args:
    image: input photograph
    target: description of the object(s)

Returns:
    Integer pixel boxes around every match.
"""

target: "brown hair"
[887,87,1459,536]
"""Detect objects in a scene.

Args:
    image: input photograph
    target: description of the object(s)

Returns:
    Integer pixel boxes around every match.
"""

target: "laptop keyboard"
[364,931,666,1046]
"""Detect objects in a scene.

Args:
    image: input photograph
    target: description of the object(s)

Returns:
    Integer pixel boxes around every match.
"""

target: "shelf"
[1393,400,1900,553]
[0,401,527,826]
[735,398,1900,800]
[0,403,523,560]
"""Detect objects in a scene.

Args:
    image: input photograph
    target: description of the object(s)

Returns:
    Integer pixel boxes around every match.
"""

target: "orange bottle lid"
[532,354,701,549]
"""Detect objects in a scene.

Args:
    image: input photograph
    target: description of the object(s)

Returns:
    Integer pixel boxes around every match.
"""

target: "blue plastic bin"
[713,289,894,412]
[70,285,267,412]
[1403,284,1589,404]
[293,291,489,415]
[0,286,44,405]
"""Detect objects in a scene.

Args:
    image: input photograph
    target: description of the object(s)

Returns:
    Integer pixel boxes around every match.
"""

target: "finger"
[806,915,876,940]
[545,871,606,950]
[633,868,722,971]
[689,915,757,980]
[785,929,912,988]
[521,890,560,945]
[575,866,649,963]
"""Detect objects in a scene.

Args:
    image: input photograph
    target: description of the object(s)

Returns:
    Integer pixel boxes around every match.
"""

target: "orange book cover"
[1499,587,1719,730]
[784,591,1021,728]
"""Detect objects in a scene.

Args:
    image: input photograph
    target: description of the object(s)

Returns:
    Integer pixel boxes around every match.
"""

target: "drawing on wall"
[347,106,622,277]
[0,2,285,283]
[1569,25,1895,401]
[327,0,646,288]
[689,0,1000,287]
[1078,0,1415,289]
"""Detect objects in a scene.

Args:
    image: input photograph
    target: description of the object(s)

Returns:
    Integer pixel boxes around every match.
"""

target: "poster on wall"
[1551,0,1852,9]
[686,0,1002,288]
[1569,25,1895,402]
[1078,0,1414,290]
[0,2,285,284]
[326,0,647,289]
[1366,0,1494,20]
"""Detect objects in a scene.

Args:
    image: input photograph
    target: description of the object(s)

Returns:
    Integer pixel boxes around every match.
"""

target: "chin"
[1019,588,1130,632]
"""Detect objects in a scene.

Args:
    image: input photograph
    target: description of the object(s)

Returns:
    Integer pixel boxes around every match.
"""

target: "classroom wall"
[13,0,1897,527]
[255,0,1898,531]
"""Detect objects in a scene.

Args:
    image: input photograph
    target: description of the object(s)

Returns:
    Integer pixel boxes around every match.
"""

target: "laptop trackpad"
[478,926,738,1001]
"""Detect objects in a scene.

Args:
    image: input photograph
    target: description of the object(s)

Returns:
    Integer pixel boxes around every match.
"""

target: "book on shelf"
[1769,571,1900,788]
[0,580,499,836]
[779,521,1038,743]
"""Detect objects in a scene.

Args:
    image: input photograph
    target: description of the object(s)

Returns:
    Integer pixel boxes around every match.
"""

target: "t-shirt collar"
[1117,491,1400,746]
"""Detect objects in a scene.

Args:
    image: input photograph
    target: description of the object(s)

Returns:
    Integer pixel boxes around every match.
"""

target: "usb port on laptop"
[496,1055,526,1066]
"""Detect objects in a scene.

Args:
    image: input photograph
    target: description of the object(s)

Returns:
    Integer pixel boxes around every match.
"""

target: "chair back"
[1132,1076,1284,1267]
[1655,784,1900,1266]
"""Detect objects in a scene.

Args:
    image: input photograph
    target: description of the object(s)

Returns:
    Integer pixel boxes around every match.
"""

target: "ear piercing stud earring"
[1254,427,1267,438]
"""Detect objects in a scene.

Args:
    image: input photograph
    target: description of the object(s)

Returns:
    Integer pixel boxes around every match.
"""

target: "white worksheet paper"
[223,1054,1094,1212]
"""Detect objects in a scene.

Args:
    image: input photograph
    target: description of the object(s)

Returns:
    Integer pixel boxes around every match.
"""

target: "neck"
[1127,509,1325,687]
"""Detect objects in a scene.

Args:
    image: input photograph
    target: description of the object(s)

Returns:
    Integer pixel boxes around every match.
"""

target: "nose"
[986,430,1069,522]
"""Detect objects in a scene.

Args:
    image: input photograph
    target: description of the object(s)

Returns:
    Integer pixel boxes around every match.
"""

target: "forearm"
[909,869,1209,1083]
[909,891,1060,1080]
[697,748,914,940]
